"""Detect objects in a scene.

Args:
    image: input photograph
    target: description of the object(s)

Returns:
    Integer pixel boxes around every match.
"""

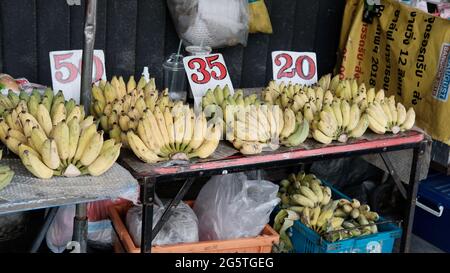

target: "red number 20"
[275,54,316,80]
[188,55,227,84]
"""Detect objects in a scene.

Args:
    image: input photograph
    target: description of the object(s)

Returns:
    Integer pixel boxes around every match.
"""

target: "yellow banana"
[67,106,81,122]
[67,117,80,162]
[396,103,407,125]
[52,121,70,162]
[186,112,207,152]
[21,150,53,179]
[30,127,48,152]
[80,131,104,166]
[349,114,369,138]
[347,103,361,131]
[127,76,136,93]
[51,103,66,126]
[154,107,170,149]
[87,143,122,176]
[118,114,130,131]
[367,113,386,134]
[40,139,61,169]
[80,116,94,131]
[163,108,175,146]
[35,104,53,136]
[7,128,27,143]
[4,136,21,154]
[144,109,165,151]
[375,89,385,102]
[189,124,221,159]
[313,129,333,144]
[400,107,415,131]
[181,109,195,151]
[331,100,343,128]
[127,131,163,163]
[73,123,97,163]
[340,100,350,130]
[136,117,156,151]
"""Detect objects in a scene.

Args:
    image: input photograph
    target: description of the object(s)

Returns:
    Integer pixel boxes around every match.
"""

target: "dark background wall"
[0,0,346,88]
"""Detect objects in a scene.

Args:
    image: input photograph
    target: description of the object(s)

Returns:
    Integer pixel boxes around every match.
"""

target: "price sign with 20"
[183,53,234,107]
[49,50,107,103]
[271,51,318,86]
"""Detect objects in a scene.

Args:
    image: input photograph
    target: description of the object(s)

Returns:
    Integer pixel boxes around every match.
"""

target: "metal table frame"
[119,131,427,253]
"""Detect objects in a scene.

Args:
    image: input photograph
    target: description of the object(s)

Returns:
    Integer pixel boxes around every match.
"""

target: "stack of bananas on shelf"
[0,149,14,191]
[0,89,121,179]
[311,98,369,144]
[274,172,380,244]
[200,85,310,155]
[262,74,416,144]
[126,101,222,163]
[201,85,261,111]
[225,105,309,154]
[262,80,334,122]
[91,76,173,139]
[327,76,416,135]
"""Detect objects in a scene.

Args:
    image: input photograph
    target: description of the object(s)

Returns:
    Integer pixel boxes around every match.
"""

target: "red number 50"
[275,54,316,80]
[188,55,228,84]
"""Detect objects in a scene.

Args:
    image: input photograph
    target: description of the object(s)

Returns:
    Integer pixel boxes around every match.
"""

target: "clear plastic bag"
[167,0,249,48]
[46,205,114,253]
[194,173,280,241]
[126,197,199,247]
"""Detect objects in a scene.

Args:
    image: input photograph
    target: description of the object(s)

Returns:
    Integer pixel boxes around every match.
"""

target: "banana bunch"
[277,172,336,234]
[91,76,174,146]
[0,92,121,179]
[226,105,309,155]
[0,90,24,116]
[126,101,222,163]
[364,90,416,135]
[0,149,14,191]
[276,172,380,243]
[202,85,261,111]
[312,98,369,144]
[262,80,333,124]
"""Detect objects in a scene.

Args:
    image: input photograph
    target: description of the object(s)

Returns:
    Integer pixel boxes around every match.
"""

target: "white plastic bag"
[167,0,249,48]
[126,197,199,247]
[46,205,113,253]
[194,173,280,241]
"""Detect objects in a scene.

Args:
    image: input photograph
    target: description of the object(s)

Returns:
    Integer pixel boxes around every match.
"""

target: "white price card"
[49,50,107,103]
[183,53,234,108]
[271,51,318,86]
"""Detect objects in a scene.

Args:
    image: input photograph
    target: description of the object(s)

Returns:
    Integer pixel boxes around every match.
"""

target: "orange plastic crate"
[109,202,279,253]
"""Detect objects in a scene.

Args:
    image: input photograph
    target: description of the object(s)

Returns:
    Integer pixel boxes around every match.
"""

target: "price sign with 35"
[49,50,107,103]
[271,51,318,86]
[183,53,234,107]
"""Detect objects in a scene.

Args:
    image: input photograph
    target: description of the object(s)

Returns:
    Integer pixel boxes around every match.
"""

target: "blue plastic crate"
[413,173,450,252]
[288,181,402,253]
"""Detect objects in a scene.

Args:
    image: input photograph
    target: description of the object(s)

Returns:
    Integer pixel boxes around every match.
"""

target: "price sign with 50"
[49,50,107,103]
[271,51,318,86]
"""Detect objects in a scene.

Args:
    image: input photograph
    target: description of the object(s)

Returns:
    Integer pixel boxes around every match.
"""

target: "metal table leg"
[29,207,59,253]
[400,141,426,253]
[140,177,195,253]
[72,203,88,253]
[141,177,156,253]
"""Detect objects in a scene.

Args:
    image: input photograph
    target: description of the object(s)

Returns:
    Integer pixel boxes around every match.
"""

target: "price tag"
[183,53,234,107]
[49,50,107,103]
[271,51,318,86]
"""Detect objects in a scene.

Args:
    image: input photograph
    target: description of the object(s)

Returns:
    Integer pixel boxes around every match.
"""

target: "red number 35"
[188,55,227,84]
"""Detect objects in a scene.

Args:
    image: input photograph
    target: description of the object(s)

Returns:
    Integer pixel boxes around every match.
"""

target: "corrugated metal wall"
[0,0,346,88]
